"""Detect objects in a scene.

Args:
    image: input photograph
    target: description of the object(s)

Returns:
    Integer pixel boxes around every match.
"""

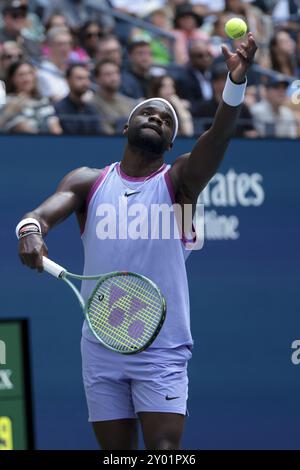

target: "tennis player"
[17,34,257,450]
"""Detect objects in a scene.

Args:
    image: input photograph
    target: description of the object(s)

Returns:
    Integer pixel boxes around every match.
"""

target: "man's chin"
[129,134,164,155]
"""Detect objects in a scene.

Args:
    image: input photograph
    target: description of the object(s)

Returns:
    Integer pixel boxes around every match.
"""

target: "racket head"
[85,272,166,354]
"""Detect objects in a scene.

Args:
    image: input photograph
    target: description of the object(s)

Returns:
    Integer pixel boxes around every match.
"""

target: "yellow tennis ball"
[225,18,247,39]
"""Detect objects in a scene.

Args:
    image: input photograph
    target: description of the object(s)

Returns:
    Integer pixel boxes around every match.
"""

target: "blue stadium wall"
[0,135,299,450]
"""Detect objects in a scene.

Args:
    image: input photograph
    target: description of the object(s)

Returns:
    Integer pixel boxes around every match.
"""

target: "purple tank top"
[81,162,194,349]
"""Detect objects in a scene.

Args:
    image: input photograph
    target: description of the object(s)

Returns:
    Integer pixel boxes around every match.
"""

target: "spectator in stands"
[225,1,274,64]
[149,74,194,136]
[250,76,298,138]
[0,40,23,80]
[109,0,166,17]
[42,20,89,64]
[120,39,153,99]
[55,63,102,135]
[209,12,232,57]
[172,3,209,65]
[0,60,62,133]
[42,0,114,34]
[211,11,231,40]
[192,63,257,137]
[94,35,123,67]
[92,59,136,135]
[37,27,72,101]
[269,30,297,77]
[130,9,173,66]
[0,0,41,59]
[272,0,300,22]
[44,13,69,31]
[80,21,105,61]
[175,39,213,115]
[296,29,300,76]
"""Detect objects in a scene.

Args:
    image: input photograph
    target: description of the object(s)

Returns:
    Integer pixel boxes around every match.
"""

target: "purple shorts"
[81,336,192,422]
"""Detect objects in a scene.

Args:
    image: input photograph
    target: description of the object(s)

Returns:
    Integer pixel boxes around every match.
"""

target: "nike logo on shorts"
[165,395,180,401]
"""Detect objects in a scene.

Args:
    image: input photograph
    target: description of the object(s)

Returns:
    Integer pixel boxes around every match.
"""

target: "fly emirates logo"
[196,169,265,241]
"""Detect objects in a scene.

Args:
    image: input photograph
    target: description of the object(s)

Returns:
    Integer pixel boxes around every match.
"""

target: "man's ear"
[123,124,129,135]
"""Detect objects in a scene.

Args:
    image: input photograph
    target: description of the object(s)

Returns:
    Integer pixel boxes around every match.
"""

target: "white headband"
[127,97,179,142]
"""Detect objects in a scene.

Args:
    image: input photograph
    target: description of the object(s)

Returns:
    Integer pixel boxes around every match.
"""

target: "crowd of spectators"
[0,0,299,138]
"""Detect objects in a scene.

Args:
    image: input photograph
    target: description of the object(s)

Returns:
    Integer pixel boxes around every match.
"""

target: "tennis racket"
[42,257,166,354]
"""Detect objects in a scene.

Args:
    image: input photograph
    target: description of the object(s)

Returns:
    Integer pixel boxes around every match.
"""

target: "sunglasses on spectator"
[191,52,211,58]
[2,53,23,60]
[85,31,102,39]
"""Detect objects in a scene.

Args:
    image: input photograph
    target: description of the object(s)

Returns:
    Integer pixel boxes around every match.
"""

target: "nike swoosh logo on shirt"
[165,395,180,401]
[124,191,141,197]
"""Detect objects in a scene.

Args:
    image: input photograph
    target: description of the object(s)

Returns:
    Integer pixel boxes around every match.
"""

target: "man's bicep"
[29,167,101,233]
[32,190,79,233]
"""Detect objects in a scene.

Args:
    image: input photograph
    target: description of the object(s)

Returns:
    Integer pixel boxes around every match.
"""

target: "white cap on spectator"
[128,98,179,142]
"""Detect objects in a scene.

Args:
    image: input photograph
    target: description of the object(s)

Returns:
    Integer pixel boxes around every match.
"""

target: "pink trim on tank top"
[164,169,197,246]
[80,165,110,235]
[164,170,176,204]
[117,162,167,181]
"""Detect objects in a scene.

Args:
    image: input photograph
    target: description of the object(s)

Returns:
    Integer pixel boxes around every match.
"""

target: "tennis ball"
[225,18,247,39]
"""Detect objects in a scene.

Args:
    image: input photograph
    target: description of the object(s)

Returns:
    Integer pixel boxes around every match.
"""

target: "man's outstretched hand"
[221,32,258,84]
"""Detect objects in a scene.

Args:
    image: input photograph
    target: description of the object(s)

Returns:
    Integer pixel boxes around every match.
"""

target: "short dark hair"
[94,59,120,77]
[127,39,151,54]
[2,0,27,15]
[66,62,89,79]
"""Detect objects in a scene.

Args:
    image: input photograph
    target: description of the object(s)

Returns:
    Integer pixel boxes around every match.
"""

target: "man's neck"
[69,92,84,106]
[98,88,117,101]
[195,68,206,75]
[270,102,281,114]
[131,64,147,78]
[121,144,164,177]
[48,54,66,71]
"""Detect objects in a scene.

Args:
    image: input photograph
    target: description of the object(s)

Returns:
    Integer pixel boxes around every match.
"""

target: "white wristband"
[16,217,41,238]
[222,73,247,107]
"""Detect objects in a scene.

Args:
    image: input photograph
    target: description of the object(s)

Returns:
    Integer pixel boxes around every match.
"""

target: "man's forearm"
[210,73,247,142]
[20,211,50,237]
[181,74,247,196]
[209,99,242,144]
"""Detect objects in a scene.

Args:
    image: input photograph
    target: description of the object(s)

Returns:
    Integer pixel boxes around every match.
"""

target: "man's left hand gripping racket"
[42,257,166,354]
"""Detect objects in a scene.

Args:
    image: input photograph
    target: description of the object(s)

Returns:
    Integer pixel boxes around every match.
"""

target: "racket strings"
[87,274,163,352]
[89,280,160,346]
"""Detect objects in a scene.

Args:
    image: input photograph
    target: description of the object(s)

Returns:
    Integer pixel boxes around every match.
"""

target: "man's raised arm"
[172,33,257,200]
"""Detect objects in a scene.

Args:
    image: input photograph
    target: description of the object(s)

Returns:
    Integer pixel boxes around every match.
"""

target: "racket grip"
[43,256,66,278]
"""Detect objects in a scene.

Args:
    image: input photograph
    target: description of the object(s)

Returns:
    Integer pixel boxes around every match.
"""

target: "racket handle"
[43,256,66,278]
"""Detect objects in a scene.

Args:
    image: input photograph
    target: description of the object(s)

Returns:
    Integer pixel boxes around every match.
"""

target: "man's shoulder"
[82,100,100,115]
[54,96,70,111]
[38,60,61,75]
[121,68,140,83]
[115,93,137,105]
[63,166,104,195]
